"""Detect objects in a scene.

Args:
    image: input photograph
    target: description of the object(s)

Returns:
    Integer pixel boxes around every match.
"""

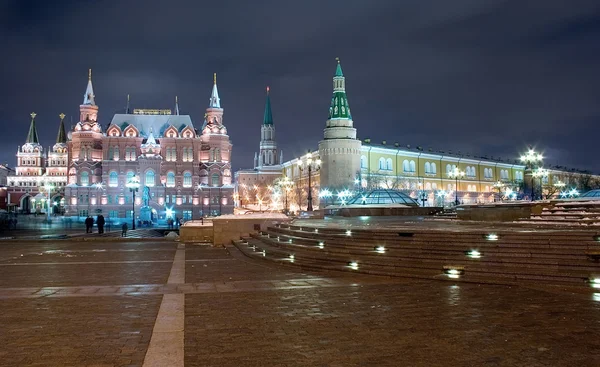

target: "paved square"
[0,239,599,366]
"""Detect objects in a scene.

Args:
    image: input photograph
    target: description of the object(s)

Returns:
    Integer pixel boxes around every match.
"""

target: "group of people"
[166,216,182,229]
[85,215,106,234]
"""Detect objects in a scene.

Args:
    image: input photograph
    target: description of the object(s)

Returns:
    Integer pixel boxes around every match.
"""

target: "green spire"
[56,113,67,144]
[26,112,40,144]
[335,57,343,76]
[328,58,352,120]
[263,86,273,125]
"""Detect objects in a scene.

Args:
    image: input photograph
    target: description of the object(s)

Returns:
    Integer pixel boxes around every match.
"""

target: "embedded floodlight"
[375,246,386,254]
[486,233,499,241]
[346,230,352,236]
[466,250,481,259]
[589,277,600,289]
[289,254,295,262]
[289,239,293,243]
[348,261,359,270]
[318,242,325,249]
[314,229,318,233]
[262,250,266,257]
[443,266,465,279]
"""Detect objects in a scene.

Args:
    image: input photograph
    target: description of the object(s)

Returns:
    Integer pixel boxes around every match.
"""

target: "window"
[167,172,176,187]
[78,210,88,217]
[386,158,393,171]
[403,160,410,172]
[211,173,220,187]
[446,164,452,174]
[432,183,437,190]
[183,210,192,220]
[145,170,155,187]
[425,182,431,190]
[109,210,119,218]
[409,160,416,173]
[166,195,170,204]
[126,171,135,183]
[379,158,385,170]
[425,162,431,174]
[113,146,119,160]
[360,155,367,169]
[431,163,436,174]
[183,172,192,187]
[182,195,187,204]
[109,171,118,187]
[80,171,89,186]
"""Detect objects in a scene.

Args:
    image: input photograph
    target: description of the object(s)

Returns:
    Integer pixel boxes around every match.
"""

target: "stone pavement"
[0,239,599,366]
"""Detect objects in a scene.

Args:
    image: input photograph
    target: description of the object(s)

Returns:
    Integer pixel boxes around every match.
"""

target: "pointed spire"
[147,127,157,145]
[328,58,351,120]
[126,94,130,114]
[263,86,273,125]
[335,57,343,76]
[83,68,96,105]
[26,112,40,144]
[209,73,221,108]
[56,113,67,144]
[175,96,180,115]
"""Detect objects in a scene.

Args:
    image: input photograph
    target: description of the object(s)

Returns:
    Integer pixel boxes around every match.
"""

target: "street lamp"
[492,181,504,202]
[447,167,465,206]
[296,152,321,212]
[532,167,548,200]
[278,176,293,213]
[43,182,55,223]
[520,148,543,201]
[126,175,140,229]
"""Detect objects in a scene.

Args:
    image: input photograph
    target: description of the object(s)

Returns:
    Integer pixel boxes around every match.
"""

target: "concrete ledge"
[179,225,213,243]
[457,203,547,222]
[211,214,290,246]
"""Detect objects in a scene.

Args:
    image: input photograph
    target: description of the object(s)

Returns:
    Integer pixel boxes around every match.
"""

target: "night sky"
[1,0,599,172]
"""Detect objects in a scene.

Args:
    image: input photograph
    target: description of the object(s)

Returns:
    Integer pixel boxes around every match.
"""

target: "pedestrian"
[167,218,173,230]
[97,215,105,234]
[85,216,94,233]
[121,222,128,237]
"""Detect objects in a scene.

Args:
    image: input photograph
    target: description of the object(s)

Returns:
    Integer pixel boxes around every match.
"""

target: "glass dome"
[346,189,420,206]
[580,190,600,198]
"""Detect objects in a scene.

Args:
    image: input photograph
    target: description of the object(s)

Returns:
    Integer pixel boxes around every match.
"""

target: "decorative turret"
[78,69,100,127]
[26,112,40,145]
[203,73,227,135]
[257,86,278,167]
[141,127,161,158]
[318,58,362,193]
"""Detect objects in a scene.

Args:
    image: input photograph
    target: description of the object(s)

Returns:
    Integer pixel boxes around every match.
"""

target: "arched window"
[183,172,192,187]
[409,160,416,172]
[109,171,118,187]
[425,162,431,174]
[431,163,437,174]
[386,158,393,171]
[360,155,367,169]
[126,171,135,183]
[446,164,452,174]
[403,160,410,172]
[80,171,89,186]
[108,147,113,160]
[425,182,431,190]
[167,172,176,187]
[432,183,437,190]
[211,173,220,187]
[113,146,119,160]
[378,157,385,170]
[145,170,155,187]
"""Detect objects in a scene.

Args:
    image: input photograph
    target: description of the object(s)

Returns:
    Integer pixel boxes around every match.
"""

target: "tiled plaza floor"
[0,239,599,366]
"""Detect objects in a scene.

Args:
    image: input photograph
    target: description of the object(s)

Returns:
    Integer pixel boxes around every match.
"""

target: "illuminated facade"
[8,70,234,219]
[236,60,592,210]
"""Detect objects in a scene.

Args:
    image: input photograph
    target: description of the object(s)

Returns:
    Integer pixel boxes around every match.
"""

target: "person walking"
[121,222,128,237]
[97,215,105,234]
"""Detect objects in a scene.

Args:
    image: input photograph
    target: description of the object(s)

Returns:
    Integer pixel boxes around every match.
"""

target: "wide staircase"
[233,223,600,290]
[522,201,600,226]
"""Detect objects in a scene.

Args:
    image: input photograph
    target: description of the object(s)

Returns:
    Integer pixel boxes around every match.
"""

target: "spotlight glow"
[375,246,386,254]
[486,233,499,241]
[346,230,352,236]
[467,250,481,259]
[318,242,325,249]
[348,261,359,270]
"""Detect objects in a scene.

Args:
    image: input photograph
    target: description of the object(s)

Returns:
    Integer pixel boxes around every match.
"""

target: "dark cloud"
[0,0,599,171]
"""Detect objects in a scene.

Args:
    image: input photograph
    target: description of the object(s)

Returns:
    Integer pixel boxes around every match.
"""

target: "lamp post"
[278,176,293,213]
[554,180,566,199]
[296,153,321,212]
[532,167,548,200]
[126,175,140,229]
[44,182,55,223]
[492,181,504,202]
[520,148,543,201]
[447,167,465,206]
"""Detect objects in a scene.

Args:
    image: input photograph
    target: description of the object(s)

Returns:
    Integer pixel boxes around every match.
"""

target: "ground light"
[375,246,386,254]
[443,266,465,279]
[262,250,266,257]
[348,261,359,270]
[486,233,499,241]
[314,229,318,233]
[346,230,352,236]
[594,293,600,302]
[466,250,481,259]
[288,255,295,262]
[588,277,600,289]
[318,242,325,249]
[289,239,293,243]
